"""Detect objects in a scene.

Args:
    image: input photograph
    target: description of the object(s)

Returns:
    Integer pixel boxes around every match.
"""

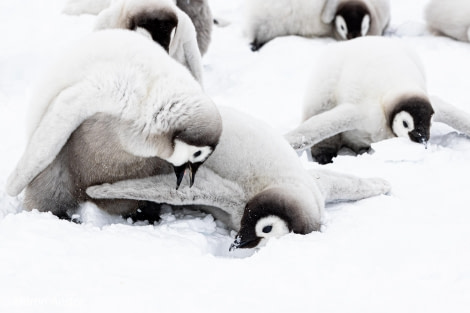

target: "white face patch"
[165,139,212,166]
[392,111,415,138]
[335,15,348,40]
[361,14,370,36]
[255,215,290,239]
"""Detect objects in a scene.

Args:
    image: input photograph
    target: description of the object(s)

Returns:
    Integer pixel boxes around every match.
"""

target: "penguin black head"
[390,96,435,146]
[229,187,314,250]
[334,1,371,40]
[165,100,222,189]
[129,9,178,52]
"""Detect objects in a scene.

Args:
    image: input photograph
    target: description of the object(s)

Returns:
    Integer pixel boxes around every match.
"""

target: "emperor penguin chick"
[425,0,470,43]
[63,0,213,55]
[245,0,390,51]
[286,36,470,164]
[94,0,203,83]
[87,107,391,249]
[6,30,222,219]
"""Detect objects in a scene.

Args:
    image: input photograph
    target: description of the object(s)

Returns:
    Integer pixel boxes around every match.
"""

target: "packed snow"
[1,0,470,312]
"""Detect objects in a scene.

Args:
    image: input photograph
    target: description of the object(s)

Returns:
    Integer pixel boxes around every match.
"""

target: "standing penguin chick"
[425,0,470,43]
[94,0,204,83]
[87,107,391,250]
[6,30,222,219]
[175,0,213,55]
[245,0,390,51]
[285,36,470,164]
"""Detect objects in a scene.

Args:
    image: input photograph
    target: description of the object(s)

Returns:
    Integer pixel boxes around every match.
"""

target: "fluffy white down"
[7,29,205,197]
[425,0,470,42]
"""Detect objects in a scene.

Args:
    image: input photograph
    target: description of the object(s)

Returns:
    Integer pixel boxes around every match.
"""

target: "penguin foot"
[127,201,162,224]
[312,151,337,164]
[250,39,265,51]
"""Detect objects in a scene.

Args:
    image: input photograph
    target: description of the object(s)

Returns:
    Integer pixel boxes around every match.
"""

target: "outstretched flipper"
[311,169,391,203]
[7,82,112,197]
[431,95,470,137]
[285,104,362,151]
[174,12,204,84]
[86,168,246,213]
[321,0,339,24]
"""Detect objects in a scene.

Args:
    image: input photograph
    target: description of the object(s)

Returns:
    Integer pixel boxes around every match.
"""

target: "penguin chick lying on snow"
[87,107,391,250]
[245,0,390,51]
[6,30,222,220]
[64,0,203,84]
[285,36,470,164]
[425,0,470,43]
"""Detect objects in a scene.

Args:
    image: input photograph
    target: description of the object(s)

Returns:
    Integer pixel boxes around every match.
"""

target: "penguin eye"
[403,121,409,128]
[193,150,201,158]
[262,225,273,233]
[341,25,345,31]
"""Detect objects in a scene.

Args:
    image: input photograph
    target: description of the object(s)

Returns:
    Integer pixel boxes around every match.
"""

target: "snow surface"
[1,0,470,312]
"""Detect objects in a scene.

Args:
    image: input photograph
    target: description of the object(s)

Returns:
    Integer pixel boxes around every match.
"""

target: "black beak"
[409,129,429,148]
[229,235,259,251]
[173,164,187,190]
[173,162,202,189]
[188,162,201,188]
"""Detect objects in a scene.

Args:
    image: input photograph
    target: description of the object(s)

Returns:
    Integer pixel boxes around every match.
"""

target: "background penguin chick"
[63,0,213,55]
[87,107,392,250]
[244,0,390,51]
[425,0,470,42]
[6,30,222,219]
[175,0,213,55]
[94,0,204,83]
[285,36,470,164]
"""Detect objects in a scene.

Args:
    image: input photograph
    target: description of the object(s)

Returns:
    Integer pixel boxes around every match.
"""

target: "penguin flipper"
[285,103,361,152]
[310,169,391,203]
[6,82,102,197]
[86,168,246,212]
[431,95,470,137]
[178,12,204,84]
[321,0,339,24]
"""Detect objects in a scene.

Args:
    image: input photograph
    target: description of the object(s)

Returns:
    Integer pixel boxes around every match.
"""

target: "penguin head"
[165,97,222,189]
[334,1,371,40]
[118,93,222,189]
[229,187,318,250]
[128,7,178,52]
[390,96,435,146]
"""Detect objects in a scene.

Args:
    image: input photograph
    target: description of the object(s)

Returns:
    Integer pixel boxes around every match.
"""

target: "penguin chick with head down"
[285,36,470,164]
[62,0,203,84]
[63,0,213,55]
[245,0,390,51]
[87,107,391,250]
[6,29,222,220]
[94,0,204,83]
[425,0,470,43]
